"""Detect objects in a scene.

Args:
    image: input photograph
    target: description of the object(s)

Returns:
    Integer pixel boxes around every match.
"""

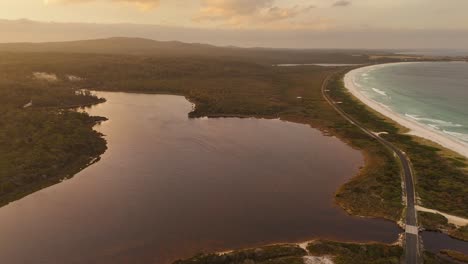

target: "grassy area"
[423,251,458,264]
[306,240,403,264]
[172,244,306,264]
[440,250,468,263]
[419,212,452,231]
[451,226,468,242]
[326,73,403,221]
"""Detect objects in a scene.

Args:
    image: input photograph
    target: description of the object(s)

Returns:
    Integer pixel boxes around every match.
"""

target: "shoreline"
[344,63,468,159]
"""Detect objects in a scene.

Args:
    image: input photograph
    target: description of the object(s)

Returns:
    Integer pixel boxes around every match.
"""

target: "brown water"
[0,92,400,264]
[422,231,468,255]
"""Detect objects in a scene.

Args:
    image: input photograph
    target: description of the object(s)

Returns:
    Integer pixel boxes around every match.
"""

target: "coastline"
[344,63,468,159]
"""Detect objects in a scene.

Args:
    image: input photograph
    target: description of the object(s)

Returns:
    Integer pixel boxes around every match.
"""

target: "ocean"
[397,50,468,57]
[353,61,468,145]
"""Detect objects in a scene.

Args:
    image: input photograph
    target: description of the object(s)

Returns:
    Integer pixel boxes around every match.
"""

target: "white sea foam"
[353,80,362,88]
[372,88,387,96]
[344,63,468,158]
[274,63,362,67]
[404,114,463,128]
[427,124,439,130]
[442,130,468,142]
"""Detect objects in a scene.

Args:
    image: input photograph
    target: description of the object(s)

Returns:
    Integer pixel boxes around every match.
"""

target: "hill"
[0,37,378,64]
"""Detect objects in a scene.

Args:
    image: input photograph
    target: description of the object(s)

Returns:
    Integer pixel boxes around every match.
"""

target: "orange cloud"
[263,6,315,22]
[44,0,160,10]
[193,0,274,21]
[193,0,322,29]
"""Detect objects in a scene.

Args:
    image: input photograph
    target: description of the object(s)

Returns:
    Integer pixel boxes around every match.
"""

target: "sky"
[1,0,468,48]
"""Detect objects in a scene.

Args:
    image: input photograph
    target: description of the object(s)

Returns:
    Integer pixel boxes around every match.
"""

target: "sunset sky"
[3,0,468,30]
[1,0,468,48]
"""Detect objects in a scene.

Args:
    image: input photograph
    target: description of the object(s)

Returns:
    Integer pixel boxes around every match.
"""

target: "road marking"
[406,225,418,235]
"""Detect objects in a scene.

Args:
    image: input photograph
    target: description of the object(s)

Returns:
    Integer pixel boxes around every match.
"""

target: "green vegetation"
[326,74,403,220]
[0,61,107,206]
[451,225,468,241]
[173,244,306,264]
[393,139,467,218]
[440,250,468,263]
[327,73,468,220]
[306,240,403,264]
[423,251,457,264]
[419,211,451,231]
[0,37,379,65]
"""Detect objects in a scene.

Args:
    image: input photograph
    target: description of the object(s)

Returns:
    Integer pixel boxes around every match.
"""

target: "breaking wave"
[372,88,388,96]
[404,114,463,128]
[405,114,468,142]
[442,130,468,143]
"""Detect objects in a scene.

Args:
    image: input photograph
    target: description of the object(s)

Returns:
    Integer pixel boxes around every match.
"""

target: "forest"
[0,59,106,206]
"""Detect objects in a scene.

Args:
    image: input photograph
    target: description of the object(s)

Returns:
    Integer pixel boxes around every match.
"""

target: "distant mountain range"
[0,37,222,55]
[2,19,468,50]
[0,37,381,64]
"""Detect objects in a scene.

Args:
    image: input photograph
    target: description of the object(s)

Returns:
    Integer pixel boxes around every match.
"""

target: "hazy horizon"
[2,18,468,50]
[2,0,468,49]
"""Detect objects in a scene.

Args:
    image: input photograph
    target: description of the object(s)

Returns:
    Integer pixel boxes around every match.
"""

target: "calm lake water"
[422,232,468,255]
[0,92,400,264]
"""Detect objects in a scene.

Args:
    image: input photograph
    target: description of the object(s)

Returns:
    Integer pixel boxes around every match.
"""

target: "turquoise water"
[354,62,468,144]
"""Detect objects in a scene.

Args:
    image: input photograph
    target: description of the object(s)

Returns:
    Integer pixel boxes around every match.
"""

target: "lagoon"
[0,92,400,264]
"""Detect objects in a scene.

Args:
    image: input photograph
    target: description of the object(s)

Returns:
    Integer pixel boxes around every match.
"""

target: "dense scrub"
[327,73,468,219]
[423,251,458,264]
[440,250,468,263]
[306,240,403,264]
[173,245,306,264]
[326,74,403,220]
[0,62,106,206]
[0,37,378,65]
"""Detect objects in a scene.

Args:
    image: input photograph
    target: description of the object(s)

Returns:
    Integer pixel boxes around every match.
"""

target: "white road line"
[406,225,418,235]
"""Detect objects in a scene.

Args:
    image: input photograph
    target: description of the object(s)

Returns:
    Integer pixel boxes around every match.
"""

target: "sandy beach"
[344,63,468,158]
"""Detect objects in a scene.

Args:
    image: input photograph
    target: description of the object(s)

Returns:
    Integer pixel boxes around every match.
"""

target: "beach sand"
[344,63,468,159]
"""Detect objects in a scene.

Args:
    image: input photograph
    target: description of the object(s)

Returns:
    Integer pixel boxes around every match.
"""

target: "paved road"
[321,72,420,264]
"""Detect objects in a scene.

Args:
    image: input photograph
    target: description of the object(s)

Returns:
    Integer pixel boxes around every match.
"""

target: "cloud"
[44,0,160,10]
[332,0,351,7]
[193,0,274,21]
[193,0,318,29]
[263,5,315,22]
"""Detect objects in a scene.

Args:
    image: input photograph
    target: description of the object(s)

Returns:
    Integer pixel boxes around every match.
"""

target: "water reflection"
[422,231,468,255]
